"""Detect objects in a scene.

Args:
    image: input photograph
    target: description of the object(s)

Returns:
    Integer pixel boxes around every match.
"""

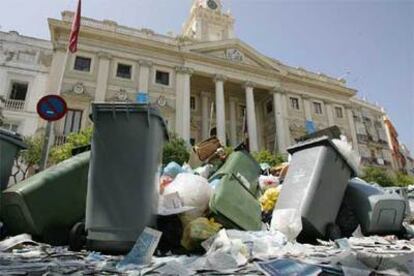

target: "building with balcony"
[45,0,362,152]
[0,31,52,136]
[384,115,408,172]
[350,97,393,170]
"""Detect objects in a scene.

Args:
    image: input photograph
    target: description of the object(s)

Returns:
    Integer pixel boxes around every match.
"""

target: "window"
[335,107,343,118]
[266,100,273,114]
[190,96,196,111]
[313,102,322,114]
[190,138,196,146]
[2,122,19,132]
[63,109,83,135]
[239,105,246,118]
[116,63,132,79]
[290,97,299,110]
[155,70,170,86]
[9,82,28,101]
[74,56,91,72]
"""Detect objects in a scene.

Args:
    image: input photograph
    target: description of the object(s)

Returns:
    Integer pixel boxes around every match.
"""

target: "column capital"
[343,104,353,110]
[213,74,227,82]
[271,86,286,94]
[97,51,112,60]
[139,60,153,67]
[229,96,238,102]
[176,66,194,75]
[301,94,311,100]
[53,43,67,52]
[201,91,211,97]
[243,81,255,89]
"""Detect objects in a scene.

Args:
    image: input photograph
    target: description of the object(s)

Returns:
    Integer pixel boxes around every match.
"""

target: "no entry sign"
[36,95,68,121]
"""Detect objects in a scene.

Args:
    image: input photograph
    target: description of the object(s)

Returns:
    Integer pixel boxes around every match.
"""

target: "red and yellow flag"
[68,0,81,53]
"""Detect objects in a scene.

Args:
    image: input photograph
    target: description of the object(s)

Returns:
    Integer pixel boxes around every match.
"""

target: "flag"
[68,0,81,53]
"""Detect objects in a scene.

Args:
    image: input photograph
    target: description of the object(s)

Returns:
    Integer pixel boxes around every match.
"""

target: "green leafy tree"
[18,135,44,177]
[49,127,93,164]
[361,166,396,187]
[162,133,190,166]
[252,150,285,167]
[394,172,414,187]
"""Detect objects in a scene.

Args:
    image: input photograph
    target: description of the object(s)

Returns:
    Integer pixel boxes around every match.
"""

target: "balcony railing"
[5,99,25,111]
[54,135,68,146]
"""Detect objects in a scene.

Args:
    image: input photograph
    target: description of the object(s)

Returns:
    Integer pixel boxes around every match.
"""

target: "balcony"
[54,135,68,146]
[4,99,25,111]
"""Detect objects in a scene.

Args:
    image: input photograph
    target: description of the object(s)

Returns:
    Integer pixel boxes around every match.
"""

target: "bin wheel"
[69,222,86,252]
[326,223,342,241]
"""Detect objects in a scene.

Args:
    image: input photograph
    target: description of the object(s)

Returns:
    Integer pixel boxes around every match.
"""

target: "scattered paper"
[0,234,36,252]
[117,227,162,269]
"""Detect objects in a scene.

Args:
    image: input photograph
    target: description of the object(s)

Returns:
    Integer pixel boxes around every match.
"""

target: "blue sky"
[1,0,413,152]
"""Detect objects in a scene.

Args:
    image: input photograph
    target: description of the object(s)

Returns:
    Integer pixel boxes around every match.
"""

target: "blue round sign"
[36,95,68,121]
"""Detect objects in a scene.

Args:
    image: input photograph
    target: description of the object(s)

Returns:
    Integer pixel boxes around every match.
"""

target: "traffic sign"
[36,95,68,121]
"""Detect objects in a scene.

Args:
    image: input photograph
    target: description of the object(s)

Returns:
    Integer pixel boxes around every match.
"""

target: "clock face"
[207,0,218,10]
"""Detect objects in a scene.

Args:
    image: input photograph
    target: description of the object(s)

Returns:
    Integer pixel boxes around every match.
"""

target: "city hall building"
[1,0,395,169]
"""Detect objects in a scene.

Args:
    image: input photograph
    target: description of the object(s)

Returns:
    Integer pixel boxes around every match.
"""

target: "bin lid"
[0,128,27,149]
[90,103,169,140]
[287,136,357,177]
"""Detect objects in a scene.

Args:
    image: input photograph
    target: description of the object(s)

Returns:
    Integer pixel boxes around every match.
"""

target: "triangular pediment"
[183,39,283,72]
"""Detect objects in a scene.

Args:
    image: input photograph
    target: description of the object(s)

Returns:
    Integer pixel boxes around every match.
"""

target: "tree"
[394,172,414,186]
[252,150,286,167]
[361,166,396,187]
[49,127,93,164]
[15,135,44,179]
[162,133,190,166]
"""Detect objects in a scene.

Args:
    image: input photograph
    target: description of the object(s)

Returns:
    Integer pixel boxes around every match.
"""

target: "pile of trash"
[1,110,414,275]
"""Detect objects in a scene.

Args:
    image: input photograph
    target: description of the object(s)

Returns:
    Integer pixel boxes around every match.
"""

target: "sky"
[1,0,413,152]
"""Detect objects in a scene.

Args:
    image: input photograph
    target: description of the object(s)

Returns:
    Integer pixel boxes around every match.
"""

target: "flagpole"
[39,49,70,171]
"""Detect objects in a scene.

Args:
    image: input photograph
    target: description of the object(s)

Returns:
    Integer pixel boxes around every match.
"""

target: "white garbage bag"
[270,208,302,241]
[164,173,212,225]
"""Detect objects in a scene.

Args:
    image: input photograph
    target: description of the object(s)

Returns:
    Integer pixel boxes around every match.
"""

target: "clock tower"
[182,0,235,41]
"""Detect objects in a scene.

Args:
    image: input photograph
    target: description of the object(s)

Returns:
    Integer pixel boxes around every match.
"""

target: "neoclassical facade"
[46,0,364,155]
[0,31,52,136]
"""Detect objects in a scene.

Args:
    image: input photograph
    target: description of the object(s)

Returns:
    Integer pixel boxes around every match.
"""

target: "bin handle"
[146,102,151,127]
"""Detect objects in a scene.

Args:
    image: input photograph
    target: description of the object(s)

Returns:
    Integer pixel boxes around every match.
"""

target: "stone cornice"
[175,66,194,75]
[49,17,357,97]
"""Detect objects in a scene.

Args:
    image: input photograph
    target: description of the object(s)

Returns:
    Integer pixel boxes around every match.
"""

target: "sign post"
[37,95,68,171]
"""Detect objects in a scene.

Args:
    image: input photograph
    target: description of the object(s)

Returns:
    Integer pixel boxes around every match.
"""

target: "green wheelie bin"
[1,151,90,245]
[0,128,27,191]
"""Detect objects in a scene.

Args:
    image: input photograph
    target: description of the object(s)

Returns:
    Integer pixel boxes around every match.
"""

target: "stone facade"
[0,0,402,172]
[0,31,52,136]
[46,1,359,153]
[350,98,393,170]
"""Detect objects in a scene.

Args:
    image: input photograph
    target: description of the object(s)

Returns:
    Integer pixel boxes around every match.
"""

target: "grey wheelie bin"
[1,151,90,245]
[86,103,168,254]
[0,128,27,191]
[274,136,357,241]
[344,178,406,236]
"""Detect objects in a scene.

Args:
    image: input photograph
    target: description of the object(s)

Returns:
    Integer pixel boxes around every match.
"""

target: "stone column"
[214,75,227,146]
[175,66,193,143]
[138,60,153,93]
[46,43,67,94]
[272,87,289,153]
[244,82,258,152]
[345,105,358,150]
[302,95,313,121]
[229,97,238,147]
[201,91,210,140]
[326,102,335,126]
[94,52,112,102]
